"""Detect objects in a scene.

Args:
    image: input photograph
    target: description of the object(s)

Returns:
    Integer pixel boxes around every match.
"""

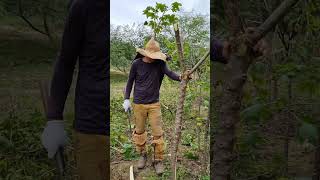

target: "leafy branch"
[143,2,182,37]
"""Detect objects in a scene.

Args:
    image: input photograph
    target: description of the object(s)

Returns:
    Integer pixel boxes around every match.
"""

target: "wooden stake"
[130,165,134,180]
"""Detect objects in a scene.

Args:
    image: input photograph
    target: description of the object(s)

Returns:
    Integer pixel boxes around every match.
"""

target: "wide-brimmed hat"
[136,37,167,61]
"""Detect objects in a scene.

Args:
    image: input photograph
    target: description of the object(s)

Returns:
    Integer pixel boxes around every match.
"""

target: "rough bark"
[212,52,251,180]
[211,0,299,179]
[171,79,189,180]
[313,130,320,180]
[256,0,300,42]
[313,103,320,180]
[173,23,186,72]
[171,23,186,180]
[284,77,293,176]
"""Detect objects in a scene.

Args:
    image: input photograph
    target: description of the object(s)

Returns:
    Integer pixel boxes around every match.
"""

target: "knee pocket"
[132,131,147,146]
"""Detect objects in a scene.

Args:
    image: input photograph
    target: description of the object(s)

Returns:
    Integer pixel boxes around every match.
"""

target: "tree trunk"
[171,23,186,180]
[171,79,189,180]
[171,50,210,180]
[173,23,186,71]
[284,77,292,176]
[211,0,299,179]
[212,53,251,180]
[313,130,320,180]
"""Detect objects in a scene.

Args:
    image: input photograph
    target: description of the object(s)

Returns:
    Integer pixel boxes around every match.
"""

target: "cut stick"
[130,165,134,180]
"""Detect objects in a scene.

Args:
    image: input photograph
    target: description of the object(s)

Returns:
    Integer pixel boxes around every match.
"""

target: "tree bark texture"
[171,79,189,180]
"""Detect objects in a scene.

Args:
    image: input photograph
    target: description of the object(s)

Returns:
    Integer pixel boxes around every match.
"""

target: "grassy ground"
[110,70,210,180]
[0,22,77,179]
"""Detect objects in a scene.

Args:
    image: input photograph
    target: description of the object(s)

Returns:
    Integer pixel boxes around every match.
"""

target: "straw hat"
[136,37,167,61]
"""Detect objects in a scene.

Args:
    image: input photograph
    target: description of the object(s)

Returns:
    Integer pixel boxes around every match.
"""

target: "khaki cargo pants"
[132,102,165,161]
[74,131,109,180]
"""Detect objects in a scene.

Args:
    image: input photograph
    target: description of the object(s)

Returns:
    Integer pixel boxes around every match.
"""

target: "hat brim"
[136,48,167,62]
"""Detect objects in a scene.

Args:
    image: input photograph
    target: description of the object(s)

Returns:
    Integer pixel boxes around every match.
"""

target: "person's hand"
[222,41,231,61]
[221,28,271,61]
[180,70,192,80]
[252,38,270,57]
[41,120,67,158]
[245,27,271,57]
[122,99,131,112]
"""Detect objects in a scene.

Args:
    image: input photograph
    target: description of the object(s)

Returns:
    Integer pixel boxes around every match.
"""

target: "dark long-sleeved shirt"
[125,58,180,104]
[211,38,227,63]
[47,0,109,135]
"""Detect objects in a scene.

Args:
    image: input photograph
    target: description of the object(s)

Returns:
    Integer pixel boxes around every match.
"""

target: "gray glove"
[41,120,68,158]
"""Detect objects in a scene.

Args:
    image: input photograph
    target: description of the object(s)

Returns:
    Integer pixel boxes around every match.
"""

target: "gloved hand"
[123,99,131,112]
[41,120,68,158]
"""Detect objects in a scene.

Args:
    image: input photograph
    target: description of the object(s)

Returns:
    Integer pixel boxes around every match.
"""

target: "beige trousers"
[74,131,109,180]
[132,102,165,161]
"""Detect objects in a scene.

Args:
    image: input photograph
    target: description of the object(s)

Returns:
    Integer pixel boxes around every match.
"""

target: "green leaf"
[241,103,271,122]
[142,6,151,15]
[297,121,318,145]
[183,150,199,160]
[122,143,138,160]
[143,6,156,18]
[171,2,182,12]
[168,14,177,24]
[148,20,156,29]
[156,3,167,12]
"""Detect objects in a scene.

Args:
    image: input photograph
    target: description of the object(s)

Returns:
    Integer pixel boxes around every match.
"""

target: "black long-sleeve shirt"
[211,38,227,63]
[125,58,180,104]
[47,0,109,135]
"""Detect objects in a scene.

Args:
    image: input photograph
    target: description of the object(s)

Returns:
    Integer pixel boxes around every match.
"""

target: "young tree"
[143,2,210,179]
[211,0,300,179]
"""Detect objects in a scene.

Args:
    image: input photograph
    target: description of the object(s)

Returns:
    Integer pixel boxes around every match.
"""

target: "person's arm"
[211,38,228,64]
[163,63,181,81]
[124,62,137,99]
[47,0,86,120]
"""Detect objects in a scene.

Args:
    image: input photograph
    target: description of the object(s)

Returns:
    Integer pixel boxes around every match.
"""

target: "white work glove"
[41,120,68,159]
[122,99,131,112]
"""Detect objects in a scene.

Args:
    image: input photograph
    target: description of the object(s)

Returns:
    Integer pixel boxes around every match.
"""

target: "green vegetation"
[0,14,76,179]
[212,0,320,179]
[110,2,210,179]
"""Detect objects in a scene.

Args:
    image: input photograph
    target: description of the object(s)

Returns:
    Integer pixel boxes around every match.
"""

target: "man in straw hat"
[123,37,189,175]
[123,29,269,175]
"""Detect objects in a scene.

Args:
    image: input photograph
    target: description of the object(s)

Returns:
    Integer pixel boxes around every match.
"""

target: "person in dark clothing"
[40,0,109,179]
[124,57,180,104]
[211,38,229,63]
[123,37,187,175]
[123,37,237,175]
